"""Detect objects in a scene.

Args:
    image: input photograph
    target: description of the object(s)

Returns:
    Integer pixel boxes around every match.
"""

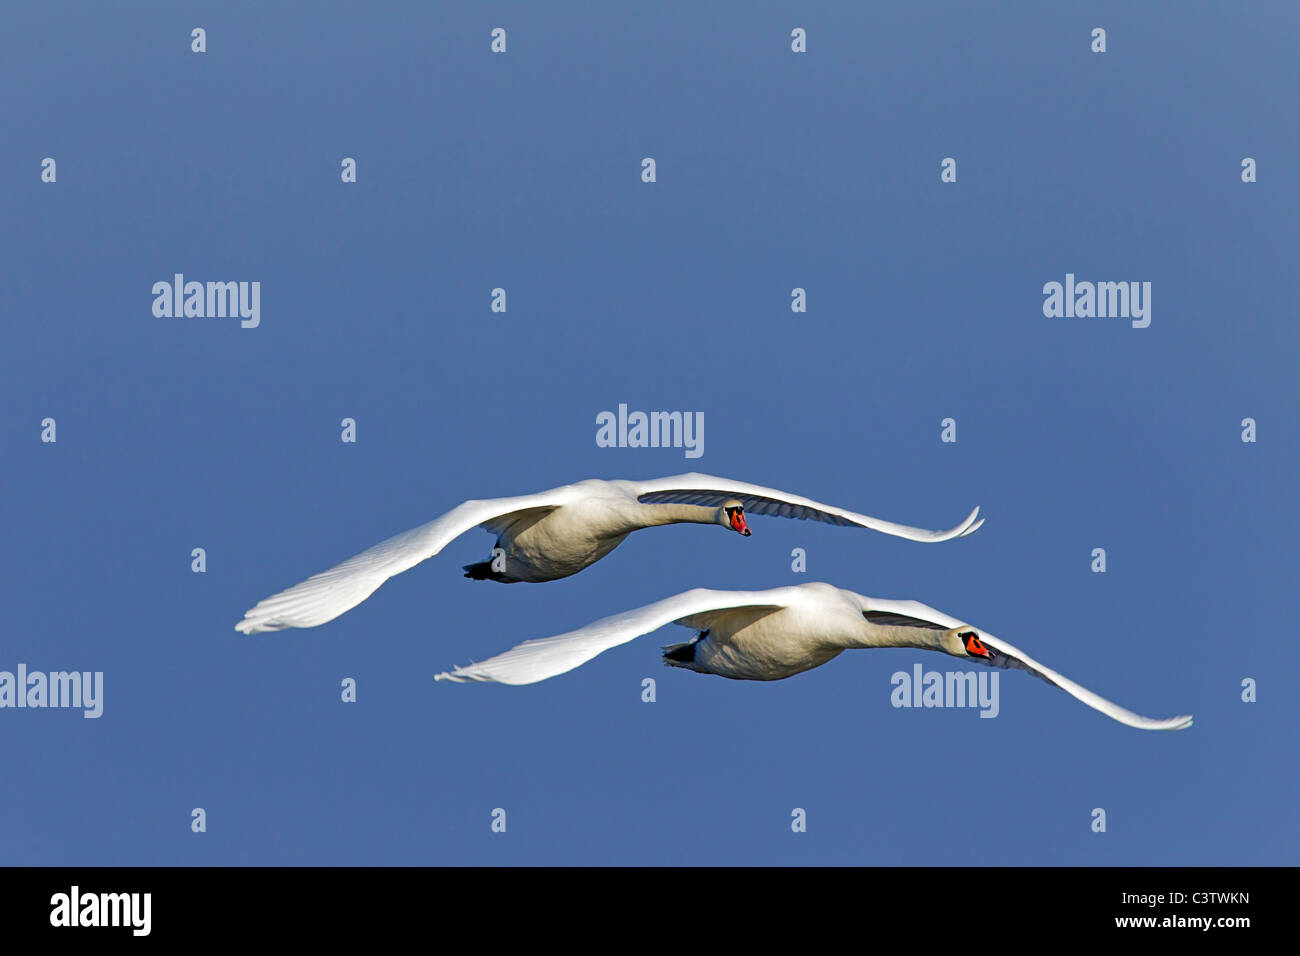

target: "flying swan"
[434,582,1192,731]
[235,474,982,634]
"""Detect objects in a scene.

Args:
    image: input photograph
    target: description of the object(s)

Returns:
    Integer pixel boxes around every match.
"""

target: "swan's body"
[235,475,982,634]
[434,582,1193,732]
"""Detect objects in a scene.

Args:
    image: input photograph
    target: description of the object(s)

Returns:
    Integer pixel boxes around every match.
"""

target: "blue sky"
[3,2,1296,865]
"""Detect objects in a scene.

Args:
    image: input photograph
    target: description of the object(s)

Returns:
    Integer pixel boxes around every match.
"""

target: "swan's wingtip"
[436,668,480,684]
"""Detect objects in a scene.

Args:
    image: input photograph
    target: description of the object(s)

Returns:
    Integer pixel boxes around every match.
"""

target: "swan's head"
[942,627,993,660]
[718,500,751,536]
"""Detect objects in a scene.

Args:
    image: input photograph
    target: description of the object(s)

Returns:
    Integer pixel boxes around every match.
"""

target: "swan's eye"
[962,631,991,658]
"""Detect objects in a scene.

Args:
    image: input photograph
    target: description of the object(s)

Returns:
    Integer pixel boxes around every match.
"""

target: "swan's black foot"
[662,642,696,664]
[662,629,707,665]
[462,560,508,582]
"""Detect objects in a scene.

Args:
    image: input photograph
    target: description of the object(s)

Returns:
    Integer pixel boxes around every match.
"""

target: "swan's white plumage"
[436,583,1193,732]
[235,493,567,633]
[236,476,980,634]
[855,597,1194,731]
[434,587,790,686]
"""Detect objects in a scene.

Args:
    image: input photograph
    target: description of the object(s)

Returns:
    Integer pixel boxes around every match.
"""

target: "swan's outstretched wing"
[235,493,564,634]
[859,597,1193,731]
[435,588,789,685]
[632,473,982,541]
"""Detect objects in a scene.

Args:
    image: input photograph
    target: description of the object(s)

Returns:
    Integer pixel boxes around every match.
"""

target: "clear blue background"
[3,2,1296,865]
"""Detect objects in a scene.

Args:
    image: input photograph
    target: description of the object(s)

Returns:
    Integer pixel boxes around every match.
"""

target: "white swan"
[235,474,982,634]
[434,582,1192,732]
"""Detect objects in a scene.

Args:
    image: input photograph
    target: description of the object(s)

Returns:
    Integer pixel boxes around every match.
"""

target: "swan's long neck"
[632,502,720,529]
[845,619,952,654]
